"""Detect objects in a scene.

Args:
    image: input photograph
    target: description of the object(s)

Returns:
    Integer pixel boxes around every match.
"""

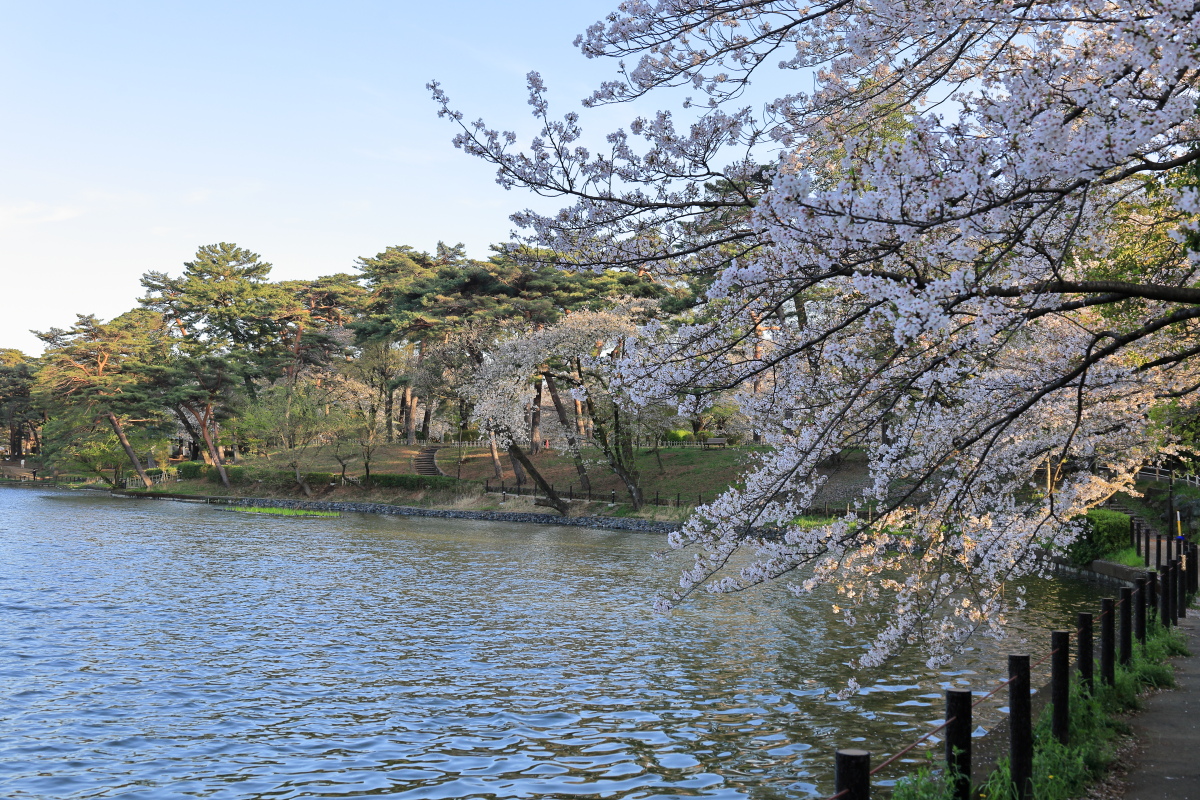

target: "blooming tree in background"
[433,1,1200,667]
[467,305,669,510]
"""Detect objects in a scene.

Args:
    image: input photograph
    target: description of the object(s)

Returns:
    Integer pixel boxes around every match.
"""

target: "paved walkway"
[1122,613,1200,799]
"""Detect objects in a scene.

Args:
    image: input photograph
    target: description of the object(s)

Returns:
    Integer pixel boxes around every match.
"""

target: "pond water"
[0,488,1105,799]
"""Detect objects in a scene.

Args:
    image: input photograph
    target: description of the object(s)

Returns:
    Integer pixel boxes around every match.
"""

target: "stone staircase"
[1103,498,1182,565]
[413,446,444,477]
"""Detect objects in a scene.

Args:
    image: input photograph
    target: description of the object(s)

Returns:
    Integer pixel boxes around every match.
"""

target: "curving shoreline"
[108,488,682,533]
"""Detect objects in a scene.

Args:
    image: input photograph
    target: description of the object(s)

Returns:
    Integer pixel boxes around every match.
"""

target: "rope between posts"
[818,580,1171,800]
[869,715,956,776]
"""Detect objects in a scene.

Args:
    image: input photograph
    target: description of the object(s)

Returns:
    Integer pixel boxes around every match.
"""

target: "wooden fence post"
[945,689,972,800]
[1171,560,1181,623]
[835,749,871,800]
[1135,578,1147,646]
[1189,543,1198,594]
[1160,566,1171,627]
[1148,571,1159,623]
[1076,612,1093,692]
[1100,598,1115,686]
[1119,587,1132,666]
[1009,654,1033,800]
[1051,631,1070,745]
[1177,558,1187,620]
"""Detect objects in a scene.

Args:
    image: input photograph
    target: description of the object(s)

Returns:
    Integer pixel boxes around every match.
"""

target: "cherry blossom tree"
[467,305,666,510]
[433,1,1200,666]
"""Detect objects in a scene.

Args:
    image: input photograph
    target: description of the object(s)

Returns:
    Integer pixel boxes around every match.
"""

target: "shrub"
[177,462,207,480]
[367,473,462,491]
[145,468,163,478]
[1068,508,1130,566]
[663,429,692,442]
[304,472,335,486]
[205,465,253,484]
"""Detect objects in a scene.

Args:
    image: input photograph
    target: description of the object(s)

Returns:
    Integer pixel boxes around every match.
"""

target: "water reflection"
[0,489,1103,798]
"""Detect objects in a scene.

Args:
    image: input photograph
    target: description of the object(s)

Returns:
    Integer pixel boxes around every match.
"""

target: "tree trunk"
[507,441,569,515]
[458,399,469,449]
[530,378,543,454]
[587,396,643,510]
[509,448,527,486]
[543,372,590,491]
[9,422,21,459]
[422,398,437,441]
[385,388,395,443]
[105,412,154,489]
[404,388,417,445]
[573,359,589,438]
[752,313,763,443]
[172,407,204,463]
[293,462,313,497]
[193,405,230,488]
[489,430,503,478]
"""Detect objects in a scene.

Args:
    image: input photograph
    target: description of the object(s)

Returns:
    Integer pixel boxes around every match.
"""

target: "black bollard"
[1185,542,1195,597]
[835,749,871,800]
[1160,566,1171,628]
[1178,557,1188,619]
[1148,571,1159,622]
[945,689,972,800]
[1173,560,1182,624]
[1189,544,1198,594]
[1119,587,1132,666]
[1077,612,1094,692]
[1100,598,1115,685]
[1185,544,1195,594]
[1009,654,1033,800]
[1135,578,1147,646]
[1169,561,1179,625]
[1051,631,1070,745]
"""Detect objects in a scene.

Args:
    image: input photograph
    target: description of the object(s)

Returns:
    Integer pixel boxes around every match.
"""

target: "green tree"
[141,242,299,390]
[239,373,345,496]
[33,310,171,488]
[0,349,38,459]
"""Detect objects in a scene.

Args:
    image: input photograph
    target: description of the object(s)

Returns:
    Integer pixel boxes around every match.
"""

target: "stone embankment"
[113,490,681,533]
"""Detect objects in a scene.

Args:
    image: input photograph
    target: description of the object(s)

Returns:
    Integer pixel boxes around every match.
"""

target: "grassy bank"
[895,620,1189,800]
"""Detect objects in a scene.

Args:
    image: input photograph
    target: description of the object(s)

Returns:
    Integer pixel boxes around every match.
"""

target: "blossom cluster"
[434,0,1200,667]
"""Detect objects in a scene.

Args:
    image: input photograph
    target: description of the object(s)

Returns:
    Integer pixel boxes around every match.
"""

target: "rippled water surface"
[0,488,1105,799]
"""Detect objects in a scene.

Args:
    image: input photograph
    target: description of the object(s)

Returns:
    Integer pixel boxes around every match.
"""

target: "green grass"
[1102,547,1146,568]
[221,506,341,517]
[899,619,1189,800]
[440,444,755,502]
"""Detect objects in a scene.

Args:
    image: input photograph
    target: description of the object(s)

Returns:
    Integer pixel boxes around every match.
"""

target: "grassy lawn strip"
[217,506,341,517]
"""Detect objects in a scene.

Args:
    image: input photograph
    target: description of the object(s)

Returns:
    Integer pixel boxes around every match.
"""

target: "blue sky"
[0,0,633,354]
